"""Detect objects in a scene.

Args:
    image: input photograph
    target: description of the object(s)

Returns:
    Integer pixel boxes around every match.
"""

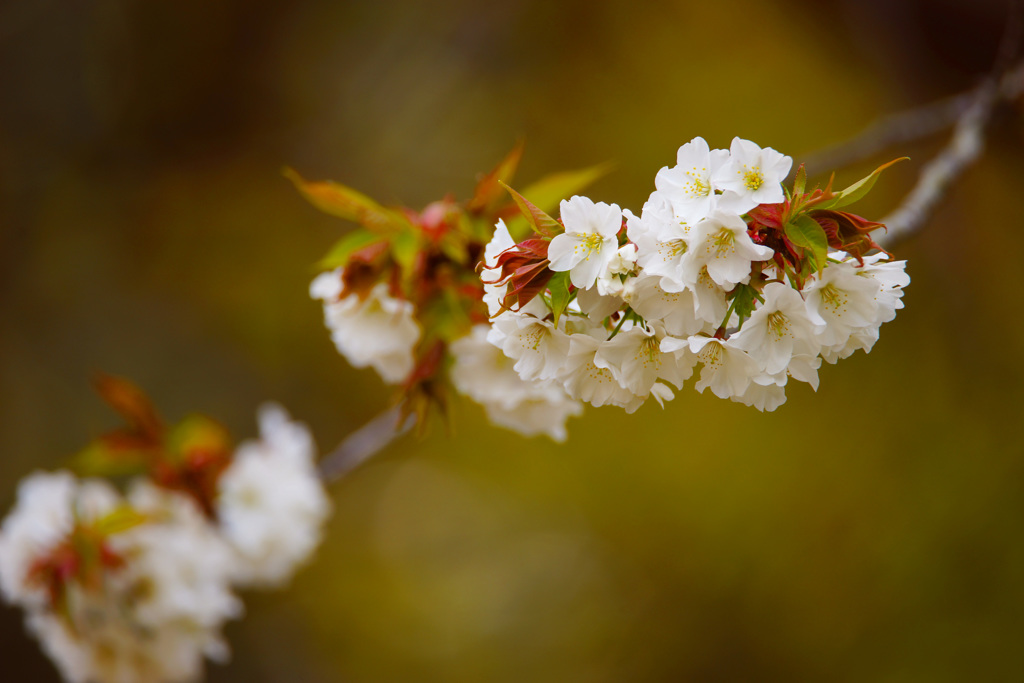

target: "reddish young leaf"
[468,141,525,214]
[92,373,163,443]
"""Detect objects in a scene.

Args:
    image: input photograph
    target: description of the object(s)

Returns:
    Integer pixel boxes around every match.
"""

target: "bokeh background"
[3,0,1024,680]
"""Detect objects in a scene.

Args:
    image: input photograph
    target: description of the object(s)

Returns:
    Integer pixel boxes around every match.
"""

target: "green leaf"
[94,506,149,536]
[792,163,807,198]
[818,157,908,210]
[547,271,572,326]
[784,215,829,273]
[391,228,421,274]
[730,283,761,322]
[69,441,151,478]
[317,230,389,270]
[167,415,230,464]
[437,229,469,265]
[499,181,561,237]
[418,290,472,344]
[517,162,613,215]
[285,168,412,233]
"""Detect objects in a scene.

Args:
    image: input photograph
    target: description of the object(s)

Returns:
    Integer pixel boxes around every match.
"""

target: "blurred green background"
[3,0,1024,680]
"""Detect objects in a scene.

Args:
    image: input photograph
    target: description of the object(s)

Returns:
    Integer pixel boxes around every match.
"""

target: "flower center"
[521,323,547,351]
[699,341,722,369]
[742,166,764,192]
[766,311,790,340]
[658,239,687,260]
[686,170,710,198]
[819,283,847,314]
[711,228,735,257]
[639,337,660,366]
[575,232,606,260]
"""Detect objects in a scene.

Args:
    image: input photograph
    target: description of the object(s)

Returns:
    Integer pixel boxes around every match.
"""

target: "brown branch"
[806,0,1024,247]
[317,406,414,483]
[877,80,999,245]
[801,0,1022,178]
[798,62,1024,179]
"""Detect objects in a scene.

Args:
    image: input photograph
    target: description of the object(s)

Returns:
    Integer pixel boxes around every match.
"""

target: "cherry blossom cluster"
[296,150,604,440]
[481,137,909,413]
[0,380,330,683]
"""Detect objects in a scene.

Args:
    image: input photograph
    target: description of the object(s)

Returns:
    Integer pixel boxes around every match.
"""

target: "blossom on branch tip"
[217,404,331,588]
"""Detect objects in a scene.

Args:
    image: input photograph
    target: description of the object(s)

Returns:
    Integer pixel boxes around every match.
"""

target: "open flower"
[311,271,421,383]
[547,196,622,289]
[732,282,821,374]
[663,335,760,400]
[712,137,792,212]
[803,260,882,352]
[654,136,730,223]
[690,210,774,287]
[217,404,331,588]
[594,325,695,396]
[626,192,696,294]
[451,325,582,441]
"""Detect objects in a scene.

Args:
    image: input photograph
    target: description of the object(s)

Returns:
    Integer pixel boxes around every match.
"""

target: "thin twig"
[800,0,1023,178]
[877,82,997,245]
[878,0,1024,245]
[317,406,414,483]
[799,62,1024,178]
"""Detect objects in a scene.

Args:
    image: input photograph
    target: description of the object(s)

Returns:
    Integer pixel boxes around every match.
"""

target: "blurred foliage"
[2,0,1023,681]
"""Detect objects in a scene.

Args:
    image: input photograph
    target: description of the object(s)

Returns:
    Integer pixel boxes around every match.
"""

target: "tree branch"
[798,61,1024,179]
[803,0,1024,247]
[877,79,1000,245]
[317,406,414,483]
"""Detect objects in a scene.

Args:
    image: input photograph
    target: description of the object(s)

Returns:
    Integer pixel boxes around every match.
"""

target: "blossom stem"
[716,297,739,337]
[607,308,632,340]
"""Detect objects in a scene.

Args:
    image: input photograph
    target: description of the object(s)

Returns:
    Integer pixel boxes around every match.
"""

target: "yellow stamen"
[573,233,606,260]
[742,166,764,191]
[766,311,790,340]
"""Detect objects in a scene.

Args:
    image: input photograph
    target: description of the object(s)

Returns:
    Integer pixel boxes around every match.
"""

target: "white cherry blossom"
[451,325,581,441]
[690,210,774,288]
[311,271,421,383]
[596,243,638,297]
[626,197,695,294]
[732,282,821,374]
[489,314,572,382]
[0,472,118,610]
[481,218,516,317]
[803,260,882,352]
[547,196,622,289]
[691,265,731,326]
[711,137,792,212]
[217,404,331,588]
[482,384,583,443]
[594,325,694,396]
[622,275,707,338]
[575,284,621,322]
[735,375,788,412]
[120,482,242,634]
[856,254,910,324]
[664,335,760,400]
[654,136,730,223]
[560,333,646,413]
[0,472,243,683]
